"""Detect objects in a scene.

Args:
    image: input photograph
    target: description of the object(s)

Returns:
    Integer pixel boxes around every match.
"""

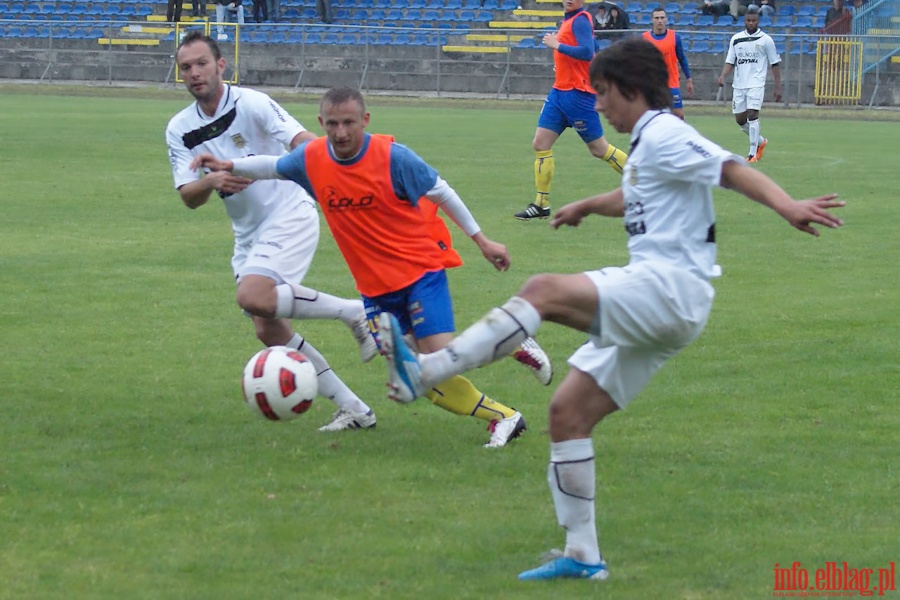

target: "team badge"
[629,167,638,186]
[231,133,246,148]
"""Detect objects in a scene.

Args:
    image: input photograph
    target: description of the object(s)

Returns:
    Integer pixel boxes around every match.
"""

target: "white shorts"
[232,201,319,287]
[568,262,714,408]
[732,86,765,113]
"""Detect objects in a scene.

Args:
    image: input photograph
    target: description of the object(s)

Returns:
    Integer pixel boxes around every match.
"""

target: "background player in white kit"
[717,6,782,163]
[166,31,378,432]
[379,38,844,581]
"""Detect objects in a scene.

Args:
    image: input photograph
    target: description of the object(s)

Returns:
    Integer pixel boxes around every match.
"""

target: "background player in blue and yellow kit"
[642,7,693,120]
[515,0,628,221]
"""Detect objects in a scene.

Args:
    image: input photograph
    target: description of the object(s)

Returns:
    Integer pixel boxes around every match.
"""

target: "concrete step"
[442,44,509,53]
[488,20,556,28]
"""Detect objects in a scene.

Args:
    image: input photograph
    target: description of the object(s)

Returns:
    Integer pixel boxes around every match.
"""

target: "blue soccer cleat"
[518,555,609,581]
[378,312,425,404]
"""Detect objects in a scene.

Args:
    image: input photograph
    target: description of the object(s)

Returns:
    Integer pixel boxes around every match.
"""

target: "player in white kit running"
[379,38,844,580]
[166,31,378,432]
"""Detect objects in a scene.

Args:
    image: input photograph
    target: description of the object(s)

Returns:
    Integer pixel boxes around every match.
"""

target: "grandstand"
[0,0,896,104]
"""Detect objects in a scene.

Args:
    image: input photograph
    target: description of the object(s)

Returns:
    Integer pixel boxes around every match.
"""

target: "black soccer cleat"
[515,203,551,220]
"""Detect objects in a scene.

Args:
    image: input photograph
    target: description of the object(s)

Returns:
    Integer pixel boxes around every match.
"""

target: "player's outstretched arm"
[551,188,625,229]
[721,161,844,236]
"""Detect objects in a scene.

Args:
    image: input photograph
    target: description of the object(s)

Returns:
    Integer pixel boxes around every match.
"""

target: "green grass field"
[0,86,897,600]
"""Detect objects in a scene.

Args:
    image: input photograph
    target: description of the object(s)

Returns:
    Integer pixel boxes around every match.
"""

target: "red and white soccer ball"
[241,346,318,421]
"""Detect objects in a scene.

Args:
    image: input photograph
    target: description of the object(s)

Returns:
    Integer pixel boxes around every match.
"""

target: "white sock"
[284,333,370,414]
[748,119,760,156]
[420,296,542,386]
[740,122,750,135]
[548,438,601,565]
[275,284,363,326]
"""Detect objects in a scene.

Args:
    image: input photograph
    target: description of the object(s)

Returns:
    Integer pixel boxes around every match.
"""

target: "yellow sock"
[602,144,627,174]
[426,375,517,422]
[534,150,554,208]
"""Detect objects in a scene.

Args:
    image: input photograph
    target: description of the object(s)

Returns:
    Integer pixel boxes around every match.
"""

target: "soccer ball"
[241,346,318,421]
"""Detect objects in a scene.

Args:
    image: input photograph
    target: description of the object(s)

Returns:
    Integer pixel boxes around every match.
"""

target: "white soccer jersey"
[725,28,781,89]
[622,110,741,280]
[166,85,315,245]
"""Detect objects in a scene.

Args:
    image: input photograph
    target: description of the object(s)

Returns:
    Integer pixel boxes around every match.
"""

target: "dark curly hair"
[589,38,673,110]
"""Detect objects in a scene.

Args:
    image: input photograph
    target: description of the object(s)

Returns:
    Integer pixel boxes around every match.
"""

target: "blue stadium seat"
[421,8,440,20]
[774,15,792,27]
[499,0,518,9]
[696,14,713,26]
[778,5,795,16]
[625,2,643,13]
[8,2,24,14]
[444,0,462,8]
[795,15,814,28]
[481,0,499,9]
[664,2,680,13]
[474,10,493,21]
[692,40,711,52]
[715,15,733,26]
[796,4,815,16]
[404,8,424,20]
[23,2,39,13]
[681,2,698,13]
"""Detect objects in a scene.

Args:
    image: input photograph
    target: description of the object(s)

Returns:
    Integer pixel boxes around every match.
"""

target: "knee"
[516,274,557,315]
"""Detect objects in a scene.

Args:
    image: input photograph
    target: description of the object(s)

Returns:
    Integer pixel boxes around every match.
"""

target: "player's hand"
[190,152,234,172]
[781,194,844,236]
[472,233,510,271]
[551,201,588,229]
[716,75,724,87]
[686,78,695,98]
[773,83,783,102]
[542,32,559,49]
[203,170,253,195]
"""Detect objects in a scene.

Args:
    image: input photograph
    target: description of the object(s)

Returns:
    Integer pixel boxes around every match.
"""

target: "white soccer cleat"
[512,337,553,386]
[318,408,377,432]
[349,313,378,363]
[378,312,425,404]
[484,411,527,448]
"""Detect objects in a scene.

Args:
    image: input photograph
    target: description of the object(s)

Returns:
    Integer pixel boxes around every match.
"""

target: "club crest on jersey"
[629,167,638,186]
[231,133,246,148]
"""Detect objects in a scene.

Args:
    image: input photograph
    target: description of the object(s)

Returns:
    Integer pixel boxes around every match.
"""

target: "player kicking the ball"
[381,38,843,579]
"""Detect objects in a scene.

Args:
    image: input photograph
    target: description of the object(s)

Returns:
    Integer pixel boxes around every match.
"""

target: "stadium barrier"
[0,20,897,106]
[815,37,864,105]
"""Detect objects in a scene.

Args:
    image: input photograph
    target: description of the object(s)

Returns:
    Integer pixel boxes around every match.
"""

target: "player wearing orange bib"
[514,0,628,221]
[192,87,554,448]
[642,8,693,120]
